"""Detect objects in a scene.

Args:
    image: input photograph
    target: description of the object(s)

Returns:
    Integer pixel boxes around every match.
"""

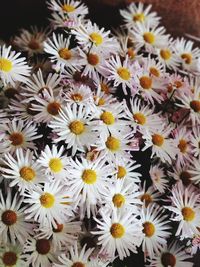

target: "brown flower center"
[36,239,51,255]
[2,210,17,225]
[2,251,17,266]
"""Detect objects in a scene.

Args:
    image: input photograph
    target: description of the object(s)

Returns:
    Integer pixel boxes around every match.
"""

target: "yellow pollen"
[143,32,155,44]
[110,223,125,238]
[140,76,152,90]
[87,53,99,66]
[127,48,135,60]
[0,58,12,72]
[62,4,75,12]
[117,67,131,80]
[190,100,200,112]
[71,93,83,102]
[182,207,195,221]
[141,193,152,207]
[133,13,145,22]
[9,132,24,146]
[72,262,85,267]
[49,158,63,173]
[69,120,85,135]
[20,167,36,181]
[160,49,172,60]
[47,102,61,115]
[117,166,127,179]
[161,252,176,267]
[2,251,17,266]
[59,48,72,60]
[89,32,103,46]
[152,134,164,147]
[98,97,105,106]
[178,139,188,154]
[112,194,125,208]
[106,136,120,152]
[150,67,160,77]
[181,53,192,64]
[133,112,146,125]
[143,222,155,237]
[40,193,55,208]
[82,169,97,184]
[100,111,115,125]
[100,83,110,94]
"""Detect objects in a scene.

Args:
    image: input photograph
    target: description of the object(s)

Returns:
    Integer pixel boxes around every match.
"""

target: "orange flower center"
[178,139,188,153]
[152,134,164,147]
[190,100,200,112]
[182,207,195,221]
[9,132,24,146]
[47,102,61,115]
[141,193,152,207]
[87,53,99,66]
[181,53,192,64]
[143,222,155,237]
[59,48,72,60]
[139,76,152,90]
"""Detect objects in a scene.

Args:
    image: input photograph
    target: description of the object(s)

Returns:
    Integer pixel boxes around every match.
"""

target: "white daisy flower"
[53,242,94,267]
[1,148,44,194]
[142,55,165,78]
[168,162,193,187]
[0,45,31,86]
[0,189,32,245]
[165,182,200,239]
[24,181,73,228]
[23,237,56,267]
[147,241,193,267]
[139,183,161,208]
[95,76,117,95]
[49,103,100,156]
[188,158,200,185]
[50,10,81,30]
[190,126,200,158]
[92,208,143,260]
[44,33,80,72]
[120,3,160,28]
[141,203,171,259]
[165,73,190,99]
[0,242,26,267]
[149,164,168,193]
[37,145,68,181]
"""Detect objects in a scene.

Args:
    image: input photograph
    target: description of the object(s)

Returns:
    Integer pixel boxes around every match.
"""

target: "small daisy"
[44,33,80,72]
[139,183,161,208]
[53,242,94,267]
[92,208,143,260]
[190,126,200,158]
[50,10,81,30]
[165,73,189,99]
[0,45,31,86]
[142,55,165,78]
[120,2,160,28]
[0,189,32,245]
[0,242,26,267]
[165,182,200,239]
[141,203,171,259]
[95,76,117,95]
[149,164,168,193]
[1,148,44,193]
[24,181,73,227]
[49,103,100,156]
[168,163,193,187]
[37,145,68,181]
[148,241,193,267]
[23,236,56,267]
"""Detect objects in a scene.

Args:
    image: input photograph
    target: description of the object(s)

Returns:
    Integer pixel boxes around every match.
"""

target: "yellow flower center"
[161,252,176,267]
[110,223,125,238]
[143,32,155,44]
[152,134,164,147]
[87,53,99,66]
[100,82,110,94]
[139,76,152,90]
[140,193,152,207]
[190,100,200,112]
[59,48,72,60]
[106,136,120,152]
[9,132,24,146]
[98,97,105,106]
[2,251,17,266]
[143,222,155,237]
[117,165,127,179]
[0,58,13,72]
[62,4,75,12]
[89,32,103,46]
[71,93,83,102]
[133,13,145,22]
[1,210,17,226]
[112,194,125,208]
[133,112,146,125]
[20,166,36,181]
[182,207,195,221]
[150,67,160,77]
[127,47,136,60]
[160,49,172,60]
[117,67,131,80]
[178,139,188,154]
[49,158,63,173]
[40,193,55,208]
[72,263,85,267]
[100,111,115,125]
[181,53,192,64]
[47,102,61,115]
[82,169,97,184]
[69,120,85,135]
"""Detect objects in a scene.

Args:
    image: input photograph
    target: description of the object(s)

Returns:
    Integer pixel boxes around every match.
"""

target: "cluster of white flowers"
[0,1,200,266]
